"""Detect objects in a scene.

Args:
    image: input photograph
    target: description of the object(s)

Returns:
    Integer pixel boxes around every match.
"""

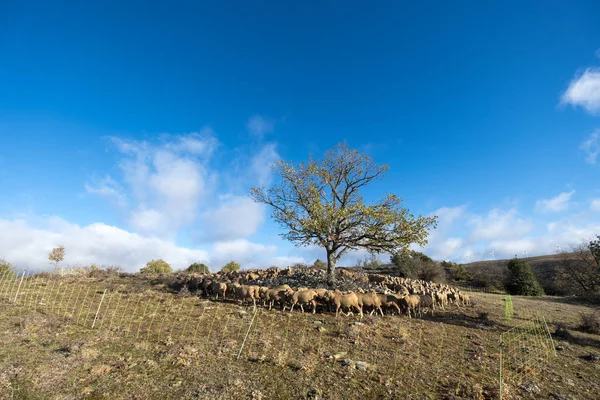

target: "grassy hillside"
[1,272,599,399]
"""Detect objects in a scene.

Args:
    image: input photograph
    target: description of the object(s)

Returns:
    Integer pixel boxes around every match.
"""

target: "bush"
[187,262,210,274]
[441,261,472,282]
[313,259,327,270]
[504,258,545,296]
[390,250,445,282]
[221,261,241,273]
[140,259,172,274]
[0,258,16,278]
[579,312,600,335]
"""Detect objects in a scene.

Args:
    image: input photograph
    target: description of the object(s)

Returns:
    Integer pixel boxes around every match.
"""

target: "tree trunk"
[327,251,336,285]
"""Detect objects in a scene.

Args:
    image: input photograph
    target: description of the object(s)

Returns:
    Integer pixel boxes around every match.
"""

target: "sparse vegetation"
[221,261,241,273]
[578,311,600,334]
[250,141,438,283]
[187,262,210,274]
[504,258,545,296]
[140,259,172,274]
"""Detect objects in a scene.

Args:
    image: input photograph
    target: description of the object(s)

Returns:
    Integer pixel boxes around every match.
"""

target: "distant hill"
[351,252,580,295]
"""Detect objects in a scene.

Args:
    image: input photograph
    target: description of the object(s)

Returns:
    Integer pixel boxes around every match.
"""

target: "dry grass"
[0,275,599,399]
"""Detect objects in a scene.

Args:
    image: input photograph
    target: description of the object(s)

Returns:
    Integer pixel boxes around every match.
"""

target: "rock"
[355,361,370,371]
[565,378,575,387]
[555,345,565,351]
[339,358,353,366]
[316,326,326,333]
[313,320,323,326]
[582,353,600,361]
[519,383,540,394]
[333,352,347,360]
[352,322,365,326]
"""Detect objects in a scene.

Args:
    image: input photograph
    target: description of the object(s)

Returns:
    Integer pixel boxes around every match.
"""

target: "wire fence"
[0,272,556,399]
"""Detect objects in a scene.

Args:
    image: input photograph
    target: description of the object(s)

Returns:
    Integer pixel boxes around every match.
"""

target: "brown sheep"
[209,281,227,300]
[399,294,420,318]
[377,293,402,315]
[289,289,319,314]
[357,292,384,317]
[324,290,363,319]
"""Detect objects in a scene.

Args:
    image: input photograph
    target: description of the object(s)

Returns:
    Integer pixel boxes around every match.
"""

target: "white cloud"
[468,208,533,240]
[210,239,277,269]
[251,143,280,187]
[84,176,127,208]
[88,133,218,237]
[580,130,600,164]
[246,115,274,138]
[591,198,600,211]
[561,68,600,114]
[535,191,575,213]
[198,196,265,241]
[0,216,210,273]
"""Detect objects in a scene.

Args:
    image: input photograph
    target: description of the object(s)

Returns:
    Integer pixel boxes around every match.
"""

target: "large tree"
[249,142,438,283]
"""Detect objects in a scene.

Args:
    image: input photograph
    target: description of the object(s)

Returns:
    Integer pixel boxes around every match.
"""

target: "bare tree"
[250,142,437,283]
[556,237,600,295]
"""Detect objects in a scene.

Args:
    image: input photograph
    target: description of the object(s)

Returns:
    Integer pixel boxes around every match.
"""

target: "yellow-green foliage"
[0,258,15,278]
[49,245,66,268]
[187,262,209,274]
[221,261,241,273]
[140,259,172,274]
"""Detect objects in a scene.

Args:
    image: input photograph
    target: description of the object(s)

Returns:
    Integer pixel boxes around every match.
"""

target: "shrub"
[441,261,472,281]
[140,259,172,274]
[0,258,15,278]
[390,250,445,282]
[504,258,545,296]
[579,312,600,335]
[187,262,210,274]
[313,259,327,270]
[221,261,241,273]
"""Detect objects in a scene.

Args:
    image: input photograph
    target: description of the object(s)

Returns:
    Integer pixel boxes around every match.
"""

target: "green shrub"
[0,258,15,278]
[221,261,241,273]
[441,261,472,281]
[390,250,445,282]
[504,258,544,296]
[140,259,172,274]
[187,262,210,274]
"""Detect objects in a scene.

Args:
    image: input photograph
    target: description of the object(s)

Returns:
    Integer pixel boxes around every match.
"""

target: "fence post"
[13,271,26,303]
[91,289,108,329]
[499,333,504,400]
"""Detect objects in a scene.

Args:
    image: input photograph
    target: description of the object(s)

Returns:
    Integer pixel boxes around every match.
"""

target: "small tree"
[49,245,66,270]
[221,261,241,273]
[187,262,210,274]
[140,259,172,274]
[0,258,15,278]
[250,142,437,283]
[504,258,544,296]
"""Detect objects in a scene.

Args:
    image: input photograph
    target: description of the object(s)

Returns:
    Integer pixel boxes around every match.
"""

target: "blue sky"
[1,1,599,272]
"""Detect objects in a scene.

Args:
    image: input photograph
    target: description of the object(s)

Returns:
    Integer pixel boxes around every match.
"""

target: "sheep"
[289,289,319,314]
[399,294,420,318]
[210,281,227,300]
[264,287,293,311]
[434,291,448,310]
[324,290,363,319]
[458,292,471,306]
[357,291,384,317]
[377,293,402,315]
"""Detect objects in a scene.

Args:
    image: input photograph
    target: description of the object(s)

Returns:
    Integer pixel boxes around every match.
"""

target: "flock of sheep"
[186,267,471,319]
